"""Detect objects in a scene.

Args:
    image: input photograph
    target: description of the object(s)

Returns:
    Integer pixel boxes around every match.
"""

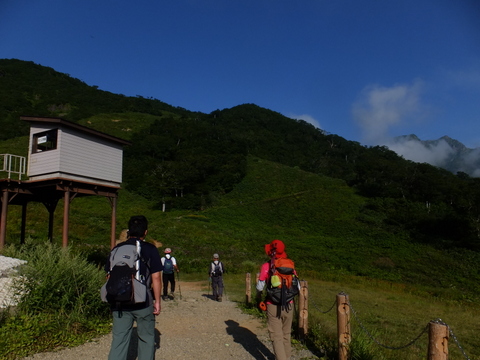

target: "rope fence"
[348,295,429,351]
[245,273,473,360]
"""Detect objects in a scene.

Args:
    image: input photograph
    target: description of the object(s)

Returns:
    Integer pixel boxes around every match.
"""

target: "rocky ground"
[0,255,26,309]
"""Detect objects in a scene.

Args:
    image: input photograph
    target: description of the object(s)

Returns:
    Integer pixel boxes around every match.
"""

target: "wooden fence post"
[337,293,351,360]
[428,321,449,360]
[246,273,251,304]
[298,280,308,339]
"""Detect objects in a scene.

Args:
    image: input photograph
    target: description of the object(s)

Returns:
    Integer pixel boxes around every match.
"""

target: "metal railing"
[0,154,26,180]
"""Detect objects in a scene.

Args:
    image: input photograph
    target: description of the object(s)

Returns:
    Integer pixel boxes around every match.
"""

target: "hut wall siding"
[27,124,123,185]
[28,151,61,176]
[59,130,123,183]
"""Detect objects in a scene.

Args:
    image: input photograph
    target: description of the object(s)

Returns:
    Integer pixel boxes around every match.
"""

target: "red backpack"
[266,257,299,309]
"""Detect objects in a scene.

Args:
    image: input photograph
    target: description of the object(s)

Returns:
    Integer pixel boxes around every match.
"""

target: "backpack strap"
[128,239,152,283]
[135,240,141,281]
[269,257,276,275]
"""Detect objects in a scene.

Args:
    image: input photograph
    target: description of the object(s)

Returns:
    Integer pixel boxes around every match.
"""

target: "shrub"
[10,242,107,317]
[0,242,110,358]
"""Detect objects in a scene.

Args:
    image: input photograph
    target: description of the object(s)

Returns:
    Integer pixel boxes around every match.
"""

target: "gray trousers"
[108,305,156,360]
[211,275,224,298]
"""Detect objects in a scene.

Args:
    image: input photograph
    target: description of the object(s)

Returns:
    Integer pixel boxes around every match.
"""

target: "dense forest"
[1,58,480,253]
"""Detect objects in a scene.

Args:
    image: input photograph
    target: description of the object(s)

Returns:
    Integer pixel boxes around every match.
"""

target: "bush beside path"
[21,281,317,360]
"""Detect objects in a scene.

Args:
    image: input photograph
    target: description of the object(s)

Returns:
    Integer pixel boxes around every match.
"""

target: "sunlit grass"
[2,155,480,359]
[226,273,480,360]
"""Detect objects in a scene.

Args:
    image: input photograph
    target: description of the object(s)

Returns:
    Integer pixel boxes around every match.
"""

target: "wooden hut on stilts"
[0,116,131,250]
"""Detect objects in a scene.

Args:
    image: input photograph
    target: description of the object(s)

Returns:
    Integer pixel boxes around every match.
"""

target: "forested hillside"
[1,58,480,254]
[0,59,196,140]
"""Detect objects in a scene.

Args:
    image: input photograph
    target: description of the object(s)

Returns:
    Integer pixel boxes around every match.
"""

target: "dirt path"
[21,281,317,360]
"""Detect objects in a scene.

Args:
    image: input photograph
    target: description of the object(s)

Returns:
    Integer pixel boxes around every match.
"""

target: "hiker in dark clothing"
[105,215,163,360]
[209,253,225,302]
[161,248,179,300]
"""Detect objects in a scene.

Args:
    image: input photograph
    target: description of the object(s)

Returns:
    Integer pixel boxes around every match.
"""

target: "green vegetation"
[2,59,480,251]
[1,58,480,359]
[230,274,480,360]
[2,157,479,359]
[0,243,110,359]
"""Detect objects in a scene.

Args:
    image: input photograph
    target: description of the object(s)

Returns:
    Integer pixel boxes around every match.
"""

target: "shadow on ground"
[225,319,275,360]
[202,293,218,301]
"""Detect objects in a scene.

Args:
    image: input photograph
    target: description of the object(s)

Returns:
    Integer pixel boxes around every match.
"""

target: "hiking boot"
[217,296,222,302]
[162,295,169,301]
[169,292,175,299]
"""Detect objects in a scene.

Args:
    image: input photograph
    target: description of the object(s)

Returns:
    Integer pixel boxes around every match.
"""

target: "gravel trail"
[21,281,318,360]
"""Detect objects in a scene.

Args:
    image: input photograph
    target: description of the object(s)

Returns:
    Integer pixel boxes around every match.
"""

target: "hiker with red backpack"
[256,239,299,360]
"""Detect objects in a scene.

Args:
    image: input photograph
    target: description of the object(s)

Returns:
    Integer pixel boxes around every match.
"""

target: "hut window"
[33,129,58,153]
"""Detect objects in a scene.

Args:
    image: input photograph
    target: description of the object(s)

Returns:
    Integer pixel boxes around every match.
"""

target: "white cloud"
[286,113,322,129]
[385,138,454,166]
[383,137,480,177]
[463,148,480,176]
[352,81,424,144]
[350,78,480,177]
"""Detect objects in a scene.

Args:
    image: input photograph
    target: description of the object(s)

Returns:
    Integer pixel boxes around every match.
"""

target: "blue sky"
[1,0,480,155]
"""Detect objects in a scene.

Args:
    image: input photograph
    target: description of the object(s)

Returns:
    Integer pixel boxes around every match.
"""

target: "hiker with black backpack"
[102,215,163,360]
[209,253,225,302]
[256,239,299,360]
[161,248,179,300]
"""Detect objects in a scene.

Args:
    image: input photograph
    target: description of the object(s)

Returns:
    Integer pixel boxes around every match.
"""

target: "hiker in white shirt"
[161,248,179,300]
[209,253,225,302]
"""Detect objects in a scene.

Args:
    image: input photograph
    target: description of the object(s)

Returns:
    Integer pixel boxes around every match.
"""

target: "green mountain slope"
[186,157,480,299]
[1,58,480,300]
[4,155,477,302]
[0,59,195,140]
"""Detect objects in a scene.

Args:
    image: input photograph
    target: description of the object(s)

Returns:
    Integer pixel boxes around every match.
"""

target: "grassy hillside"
[1,58,479,301]
[3,59,480,253]
[0,59,196,140]
[3,155,479,303]
[3,150,480,359]
[0,136,29,157]
[76,111,182,140]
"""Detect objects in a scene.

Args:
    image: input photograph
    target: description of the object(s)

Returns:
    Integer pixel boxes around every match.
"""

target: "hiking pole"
[177,271,182,300]
[222,276,227,301]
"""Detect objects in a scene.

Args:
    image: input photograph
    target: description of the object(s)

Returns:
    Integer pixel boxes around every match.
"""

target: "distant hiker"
[161,248,179,300]
[209,253,225,302]
[256,239,299,360]
[104,215,162,360]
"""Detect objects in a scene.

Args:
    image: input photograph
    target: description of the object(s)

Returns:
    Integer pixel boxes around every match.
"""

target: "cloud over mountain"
[387,135,480,177]
[351,81,480,177]
[352,81,424,144]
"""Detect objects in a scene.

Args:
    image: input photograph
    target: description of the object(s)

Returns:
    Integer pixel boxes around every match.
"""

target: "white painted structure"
[0,154,26,180]
[21,116,131,187]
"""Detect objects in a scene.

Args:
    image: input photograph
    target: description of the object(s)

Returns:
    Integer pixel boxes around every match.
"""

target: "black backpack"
[101,240,149,307]
[163,257,174,274]
[266,257,299,311]
[211,261,223,277]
